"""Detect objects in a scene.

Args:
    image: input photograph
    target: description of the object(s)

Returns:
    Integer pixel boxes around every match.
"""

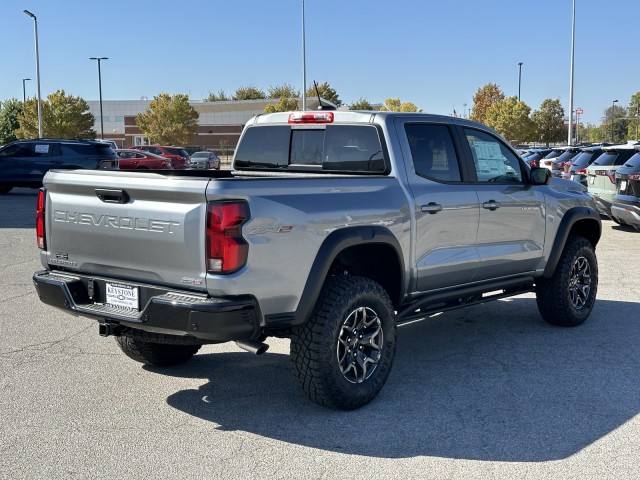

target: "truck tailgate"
[42,170,210,290]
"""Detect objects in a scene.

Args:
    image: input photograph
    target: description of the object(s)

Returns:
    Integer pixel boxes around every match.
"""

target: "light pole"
[23,9,43,138]
[22,78,31,103]
[90,57,108,139]
[611,99,618,143]
[517,62,523,101]
[567,0,576,146]
[301,0,307,110]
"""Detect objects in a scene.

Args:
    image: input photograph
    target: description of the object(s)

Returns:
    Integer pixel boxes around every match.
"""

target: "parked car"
[522,148,553,168]
[115,149,173,170]
[563,146,605,186]
[129,145,190,169]
[610,146,640,229]
[586,142,640,221]
[188,151,221,170]
[0,138,118,194]
[550,147,581,178]
[539,148,567,171]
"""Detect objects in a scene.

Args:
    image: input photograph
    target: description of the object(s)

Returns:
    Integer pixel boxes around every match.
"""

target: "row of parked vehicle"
[521,141,640,231]
[0,138,221,194]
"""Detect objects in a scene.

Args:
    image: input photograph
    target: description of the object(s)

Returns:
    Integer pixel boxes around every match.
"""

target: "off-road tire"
[115,332,201,367]
[536,235,598,327]
[290,275,396,410]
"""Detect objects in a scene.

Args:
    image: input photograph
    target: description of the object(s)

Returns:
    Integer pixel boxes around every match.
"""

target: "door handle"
[421,202,443,214]
[95,188,130,204]
[483,201,501,211]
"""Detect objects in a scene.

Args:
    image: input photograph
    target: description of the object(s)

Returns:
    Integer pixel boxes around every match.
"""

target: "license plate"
[589,176,595,184]
[105,282,139,311]
[619,180,627,192]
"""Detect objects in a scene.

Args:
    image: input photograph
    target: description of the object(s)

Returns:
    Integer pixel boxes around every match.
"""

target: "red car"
[116,149,173,170]
[129,145,190,169]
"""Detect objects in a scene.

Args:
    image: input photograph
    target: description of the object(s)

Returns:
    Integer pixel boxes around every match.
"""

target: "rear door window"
[404,123,461,182]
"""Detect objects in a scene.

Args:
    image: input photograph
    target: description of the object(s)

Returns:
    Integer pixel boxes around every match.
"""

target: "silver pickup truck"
[33,111,601,410]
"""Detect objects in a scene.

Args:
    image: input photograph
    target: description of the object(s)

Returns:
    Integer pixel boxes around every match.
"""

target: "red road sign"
[576,108,584,114]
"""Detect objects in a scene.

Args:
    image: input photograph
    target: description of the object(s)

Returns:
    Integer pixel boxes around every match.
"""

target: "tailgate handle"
[95,189,130,204]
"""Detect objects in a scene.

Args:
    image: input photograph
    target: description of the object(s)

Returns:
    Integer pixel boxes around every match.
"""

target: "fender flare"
[293,226,404,325]
[543,206,601,278]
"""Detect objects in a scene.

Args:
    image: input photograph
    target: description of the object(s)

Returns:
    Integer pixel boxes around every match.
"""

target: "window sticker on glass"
[35,144,50,154]
[473,141,506,176]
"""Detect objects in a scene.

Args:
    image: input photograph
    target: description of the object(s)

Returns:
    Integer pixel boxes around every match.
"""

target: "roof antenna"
[314,81,335,111]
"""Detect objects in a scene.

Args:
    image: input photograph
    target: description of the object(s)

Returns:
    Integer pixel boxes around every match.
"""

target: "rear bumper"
[33,270,262,342]
[611,198,640,228]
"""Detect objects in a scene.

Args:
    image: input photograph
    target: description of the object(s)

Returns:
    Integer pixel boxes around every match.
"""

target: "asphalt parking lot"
[1,187,638,479]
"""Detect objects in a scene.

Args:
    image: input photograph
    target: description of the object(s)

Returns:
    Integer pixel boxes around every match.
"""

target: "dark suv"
[129,145,190,169]
[611,146,640,229]
[0,138,118,194]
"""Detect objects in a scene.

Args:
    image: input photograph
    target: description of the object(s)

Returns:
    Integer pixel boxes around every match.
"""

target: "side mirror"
[530,167,551,185]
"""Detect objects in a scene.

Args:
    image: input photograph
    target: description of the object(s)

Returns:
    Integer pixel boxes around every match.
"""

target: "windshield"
[622,152,640,169]
[554,150,580,163]
[542,150,563,160]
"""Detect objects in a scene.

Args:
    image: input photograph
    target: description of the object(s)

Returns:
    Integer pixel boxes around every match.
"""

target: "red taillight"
[608,171,616,184]
[288,111,334,124]
[206,201,249,274]
[575,168,587,175]
[36,188,46,249]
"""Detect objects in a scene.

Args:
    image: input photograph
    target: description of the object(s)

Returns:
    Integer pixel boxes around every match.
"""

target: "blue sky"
[1,0,637,125]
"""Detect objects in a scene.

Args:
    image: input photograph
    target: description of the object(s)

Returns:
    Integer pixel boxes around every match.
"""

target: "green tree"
[349,98,374,110]
[380,98,421,112]
[233,85,266,100]
[16,90,95,139]
[0,98,23,144]
[268,83,299,99]
[470,83,505,125]
[531,99,566,145]
[584,124,605,143]
[484,96,534,143]
[603,104,628,143]
[305,81,342,107]
[264,97,299,113]
[205,90,229,102]
[136,93,199,145]
[629,92,640,140]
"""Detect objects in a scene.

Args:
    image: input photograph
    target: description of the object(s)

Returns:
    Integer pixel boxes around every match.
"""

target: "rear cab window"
[234,124,387,174]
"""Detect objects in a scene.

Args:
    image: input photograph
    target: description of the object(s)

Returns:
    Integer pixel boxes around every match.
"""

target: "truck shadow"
[159,297,640,461]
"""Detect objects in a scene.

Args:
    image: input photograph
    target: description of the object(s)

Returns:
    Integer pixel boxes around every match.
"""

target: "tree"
[349,98,375,110]
[531,99,566,146]
[0,98,23,144]
[484,96,534,143]
[379,98,421,112]
[264,97,299,113]
[629,91,640,140]
[136,93,199,145]
[205,90,229,102]
[603,104,628,143]
[305,81,342,107]
[233,85,266,101]
[470,83,505,125]
[16,90,95,139]
[268,84,299,99]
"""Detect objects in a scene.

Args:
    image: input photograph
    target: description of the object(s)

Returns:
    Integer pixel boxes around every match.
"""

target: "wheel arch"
[543,206,601,279]
[294,226,404,324]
